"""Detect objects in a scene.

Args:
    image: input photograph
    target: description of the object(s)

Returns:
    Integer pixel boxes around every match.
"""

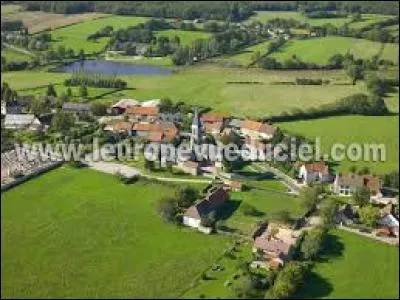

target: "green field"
[348,14,396,30]
[49,16,148,53]
[222,40,271,66]
[271,36,398,65]
[1,167,231,298]
[224,179,303,234]
[247,11,351,27]
[2,47,35,62]
[278,115,399,174]
[1,4,22,15]
[297,230,399,299]
[155,29,212,46]
[1,66,366,118]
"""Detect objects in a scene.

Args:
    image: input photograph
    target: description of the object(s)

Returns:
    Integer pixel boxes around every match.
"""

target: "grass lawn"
[246,11,351,27]
[296,229,399,299]
[1,167,231,298]
[223,179,303,234]
[2,47,35,62]
[155,29,212,46]
[278,115,399,174]
[105,52,173,66]
[270,36,395,65]
[49,16,148,53]
[182,241,254,299]
[380,43,399,65]
[2,66,366,118]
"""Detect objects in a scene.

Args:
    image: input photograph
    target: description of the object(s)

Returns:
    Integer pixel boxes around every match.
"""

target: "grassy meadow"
[49,16,149,53]
[271,36,398,65]
[221,40,271,66]
[297,230,399,299]
[246,11,351,27]
[224,179,303,234]
[155,29,212,46]
[278,115,399,174]
[1,167,231,298]
[1,4,22,16]
[1,66,367,118]
[2,47,35,62]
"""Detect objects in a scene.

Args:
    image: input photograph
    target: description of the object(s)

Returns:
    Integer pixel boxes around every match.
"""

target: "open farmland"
[1,4,22,16]
[2,47,35,62]
[221,40,271,66]
[155,29,212,46]
[296,230,399,299]
[348,13,396,29]
[49,16,149,53]
[2,67,367,118]
[271,36,398,65]
[246,11,351,27]
[3,11,108,34]
[278,115,399,174]
[1,167,231,298]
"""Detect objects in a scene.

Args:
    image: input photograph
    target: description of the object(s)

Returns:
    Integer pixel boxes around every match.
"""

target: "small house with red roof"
[298,162,331,185]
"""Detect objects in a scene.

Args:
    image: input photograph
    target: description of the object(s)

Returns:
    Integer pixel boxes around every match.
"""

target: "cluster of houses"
[297,161,395,204]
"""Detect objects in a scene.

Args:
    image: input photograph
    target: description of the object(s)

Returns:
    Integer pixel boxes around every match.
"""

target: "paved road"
[82,157,212,184]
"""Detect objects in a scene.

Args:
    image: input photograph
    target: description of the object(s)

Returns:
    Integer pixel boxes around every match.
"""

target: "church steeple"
[190,108,202,150]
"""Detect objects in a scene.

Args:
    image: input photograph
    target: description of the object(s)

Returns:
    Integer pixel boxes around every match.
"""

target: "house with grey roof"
[183,186,228,229]
[3,114,42,131]
[62,102,92,116]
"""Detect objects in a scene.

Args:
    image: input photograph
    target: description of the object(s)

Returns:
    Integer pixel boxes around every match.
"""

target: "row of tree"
[64,71,127,89]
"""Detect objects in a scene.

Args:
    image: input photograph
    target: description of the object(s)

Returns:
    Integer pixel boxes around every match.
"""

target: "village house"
[126,106,160,122]
[62,102,92,116]
[105,120,133,135]
[176,160,200,176]
[110,99,139,115]
[201,112,226,135]
[240,120,276,140]
[298,162,331,185]
[183,186,228,231]
[377,213,399,237]
[332,173,382,197]
[4,114,42,131]
[335,203,358,226]
[252,223,297,269]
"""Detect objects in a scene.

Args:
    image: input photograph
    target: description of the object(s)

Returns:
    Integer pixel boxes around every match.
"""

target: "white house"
[332,173,382,198]
[4,114,42,131]
[298,162,331,185]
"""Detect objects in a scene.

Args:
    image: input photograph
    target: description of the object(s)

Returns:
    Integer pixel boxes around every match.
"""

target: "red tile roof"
[241,120,276,135]
[112,121,133,131]
[304,162,329,175]
[126,106,159,116]
[148,131,164,143]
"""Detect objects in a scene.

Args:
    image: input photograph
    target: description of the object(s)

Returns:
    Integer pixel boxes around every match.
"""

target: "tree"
[352,186,371,207]
[79,85,88,97]
[50,111,75,134]
[359,204,380,227]
[46,84,57,97]
[346,63,364,85]
[267,262,309,299]
[176,186,199,208]
[66,87,73,97]
[91,102,107,116]
[300,227,326,260]
[157,196,180,223]
[272,209,292,224]
[29,97,48,116]
[78,49,85,60]
[320,199,338,229]
[300,186,321,212]
[201,211,216,227]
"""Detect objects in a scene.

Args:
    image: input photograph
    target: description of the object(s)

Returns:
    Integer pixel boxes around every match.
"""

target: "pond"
[60,60,172,76]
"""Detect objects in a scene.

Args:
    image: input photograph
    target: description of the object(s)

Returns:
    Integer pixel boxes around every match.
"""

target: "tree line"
[64,70,127,89]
